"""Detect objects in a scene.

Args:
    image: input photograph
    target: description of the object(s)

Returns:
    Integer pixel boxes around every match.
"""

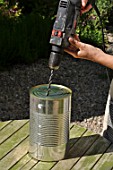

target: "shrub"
[77,0,112,47]
[0,12,52,66]
[0,1,57,67]
[18,0,58,17]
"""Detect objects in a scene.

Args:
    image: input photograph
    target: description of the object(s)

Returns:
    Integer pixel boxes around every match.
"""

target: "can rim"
[30,84,72,100]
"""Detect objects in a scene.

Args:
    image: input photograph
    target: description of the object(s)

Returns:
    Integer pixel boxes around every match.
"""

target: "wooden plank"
[20,158,38,170]
[1,120,112,170]
[51,159,73,170]
[0,120,28,144]
[51,130,98,170]
[70,122,75,129]
[92,144,113,170]
[50,126,88,170]
[31,161,56,170]
[0,120,12,130]
[1,122,74,170]
[70,124,87,138]
[10,154,31,170]
[68,130,98,158]
[0,137,29,170]
[0,122,29,160]
[71,137,111,170]
[69,124,87,149]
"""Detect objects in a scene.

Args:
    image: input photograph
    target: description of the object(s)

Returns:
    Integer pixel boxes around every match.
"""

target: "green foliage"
[0,0,57,67]
[0,0,3,4]
[0,1,22,18]
[18,0,58,17]
[77,0,112,47]
[34,0,58,18]
[0,12,52,66]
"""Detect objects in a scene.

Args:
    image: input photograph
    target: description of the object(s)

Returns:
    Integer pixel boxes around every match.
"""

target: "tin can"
[29,84,72,161]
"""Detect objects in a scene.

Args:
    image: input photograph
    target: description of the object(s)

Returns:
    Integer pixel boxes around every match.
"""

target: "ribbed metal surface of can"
[29,84,72,161]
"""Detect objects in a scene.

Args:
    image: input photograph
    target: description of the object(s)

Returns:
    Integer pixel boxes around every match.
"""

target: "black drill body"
[48,0,97,70]
[47,0,98,95]
[47,0,82,96]
[49,0,81,70]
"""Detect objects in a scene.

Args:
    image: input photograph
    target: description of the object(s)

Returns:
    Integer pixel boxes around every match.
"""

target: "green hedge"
[77,0,112,47]
[18,0,58,17]
[0,12,52,66]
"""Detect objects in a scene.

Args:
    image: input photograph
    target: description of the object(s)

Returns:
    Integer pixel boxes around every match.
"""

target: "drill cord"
[92,3,111,84]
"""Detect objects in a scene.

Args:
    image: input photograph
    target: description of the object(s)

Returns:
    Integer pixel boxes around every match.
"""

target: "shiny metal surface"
[29,143,67,161]
[29,84,72,161]
[31,84,71,99]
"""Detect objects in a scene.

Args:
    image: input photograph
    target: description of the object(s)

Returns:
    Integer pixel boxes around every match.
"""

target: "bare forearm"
[65,37,113,70]
[95,51,113,70]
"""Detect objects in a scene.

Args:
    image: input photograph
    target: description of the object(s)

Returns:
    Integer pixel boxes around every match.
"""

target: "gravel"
[0,54,110,134]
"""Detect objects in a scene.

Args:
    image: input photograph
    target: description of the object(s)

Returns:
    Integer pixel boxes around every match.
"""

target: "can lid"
[30,84,72,99]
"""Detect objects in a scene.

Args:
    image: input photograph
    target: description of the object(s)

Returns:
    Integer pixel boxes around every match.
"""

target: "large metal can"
[29,84,72,161]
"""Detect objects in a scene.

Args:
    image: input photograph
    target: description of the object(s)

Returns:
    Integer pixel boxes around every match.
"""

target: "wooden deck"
[0,120,113,170]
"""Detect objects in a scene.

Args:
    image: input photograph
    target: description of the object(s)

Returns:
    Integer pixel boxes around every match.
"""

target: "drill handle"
[71,6,81,35]
[70,0,97,35]
[63,0,81,47]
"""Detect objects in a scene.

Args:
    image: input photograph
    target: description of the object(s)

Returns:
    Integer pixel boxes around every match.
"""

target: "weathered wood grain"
[0,120,28,144]
[51,128,97,170]
[31,161,56,170]
[0,120,113,170]
[10,154,31,170]
[20,157,38,170]
[69,124,87,148]
[68,130,98,158]
[71,137,111,170]
[0,137,29,170]
[92,144,113,170]
[0,120,12,130]
[0,122,29,160]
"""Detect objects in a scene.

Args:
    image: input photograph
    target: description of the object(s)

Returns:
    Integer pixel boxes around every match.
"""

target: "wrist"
[94,49,113,69]
[93,48,105,63]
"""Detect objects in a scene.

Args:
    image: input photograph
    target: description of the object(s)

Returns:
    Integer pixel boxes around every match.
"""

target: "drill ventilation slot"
[60,1,67,8]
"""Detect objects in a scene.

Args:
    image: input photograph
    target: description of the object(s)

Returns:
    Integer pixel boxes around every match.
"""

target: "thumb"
[69,37,84,50]
[82,0,89,8]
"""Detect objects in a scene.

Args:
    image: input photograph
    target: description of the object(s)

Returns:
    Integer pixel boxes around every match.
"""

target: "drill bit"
[46,69,54,96]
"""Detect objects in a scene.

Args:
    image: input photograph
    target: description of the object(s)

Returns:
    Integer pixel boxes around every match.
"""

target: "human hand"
[65,37,103,62]
[82,0,88,7]
[81,0,92,14]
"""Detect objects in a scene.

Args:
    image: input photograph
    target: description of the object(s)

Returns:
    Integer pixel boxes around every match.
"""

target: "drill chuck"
[49,52,62,70]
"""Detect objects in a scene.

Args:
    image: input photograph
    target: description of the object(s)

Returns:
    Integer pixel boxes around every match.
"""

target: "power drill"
[46,0,81,95]
[47,0,99,95]
[49,0,81,70]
